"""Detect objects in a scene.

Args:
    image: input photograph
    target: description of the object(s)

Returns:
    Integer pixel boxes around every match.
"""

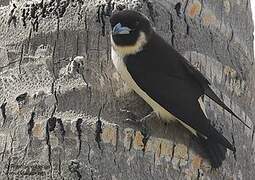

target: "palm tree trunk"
[0,0,254,179]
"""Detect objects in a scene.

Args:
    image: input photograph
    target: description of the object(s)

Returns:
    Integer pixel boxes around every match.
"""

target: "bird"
[110,10,249,168]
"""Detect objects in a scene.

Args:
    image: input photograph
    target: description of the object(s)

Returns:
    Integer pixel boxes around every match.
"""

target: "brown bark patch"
[188,2,202,18]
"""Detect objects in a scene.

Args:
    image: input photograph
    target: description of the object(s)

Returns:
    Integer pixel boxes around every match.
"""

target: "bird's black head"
[110,10,153,48]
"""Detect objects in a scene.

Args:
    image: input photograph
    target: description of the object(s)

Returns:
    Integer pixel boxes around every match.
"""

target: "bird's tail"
[197,134,227,168]
[197,132,235,168]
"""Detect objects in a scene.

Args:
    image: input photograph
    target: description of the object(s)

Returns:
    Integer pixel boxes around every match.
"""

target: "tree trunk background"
[0,0,254,179]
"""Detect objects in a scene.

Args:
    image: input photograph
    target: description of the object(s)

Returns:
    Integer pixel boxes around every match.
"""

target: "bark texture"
[0,0,254,179]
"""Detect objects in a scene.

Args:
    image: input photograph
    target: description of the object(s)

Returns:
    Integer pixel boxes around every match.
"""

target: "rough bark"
[0,0,254,179]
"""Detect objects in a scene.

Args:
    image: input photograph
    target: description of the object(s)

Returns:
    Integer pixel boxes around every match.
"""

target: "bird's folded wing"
[126,61,235,150]
[126,62,210,136]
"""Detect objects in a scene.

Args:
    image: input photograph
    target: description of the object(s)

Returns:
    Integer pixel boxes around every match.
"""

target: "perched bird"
[110,10,249,168]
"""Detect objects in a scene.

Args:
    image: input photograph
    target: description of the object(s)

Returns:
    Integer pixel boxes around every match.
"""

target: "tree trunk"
[0,0,254,179]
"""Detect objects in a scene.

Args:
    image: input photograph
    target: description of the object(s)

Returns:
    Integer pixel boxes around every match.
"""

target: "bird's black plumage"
[124,32,235,148]
[110,10,246,168]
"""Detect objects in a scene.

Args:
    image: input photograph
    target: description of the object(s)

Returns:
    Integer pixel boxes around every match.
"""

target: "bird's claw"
[123,118,146,125]
[120,108,138,120]
[123,111,157,126]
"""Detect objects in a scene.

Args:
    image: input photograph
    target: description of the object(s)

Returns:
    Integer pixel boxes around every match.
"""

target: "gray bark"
[0,0,254,179]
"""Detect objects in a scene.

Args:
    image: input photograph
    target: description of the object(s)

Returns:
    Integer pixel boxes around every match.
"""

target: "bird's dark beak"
[112,23,131,35]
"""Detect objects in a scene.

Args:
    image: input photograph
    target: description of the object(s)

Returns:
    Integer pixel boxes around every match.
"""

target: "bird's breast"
[111,48,177,123]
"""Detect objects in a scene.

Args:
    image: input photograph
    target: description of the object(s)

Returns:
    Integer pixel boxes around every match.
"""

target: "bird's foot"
[123,111,157,151]
[120,108,138,121]
[124,111,158,125]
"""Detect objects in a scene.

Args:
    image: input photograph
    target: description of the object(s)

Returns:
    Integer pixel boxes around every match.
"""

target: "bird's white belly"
[111,48,176,122]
